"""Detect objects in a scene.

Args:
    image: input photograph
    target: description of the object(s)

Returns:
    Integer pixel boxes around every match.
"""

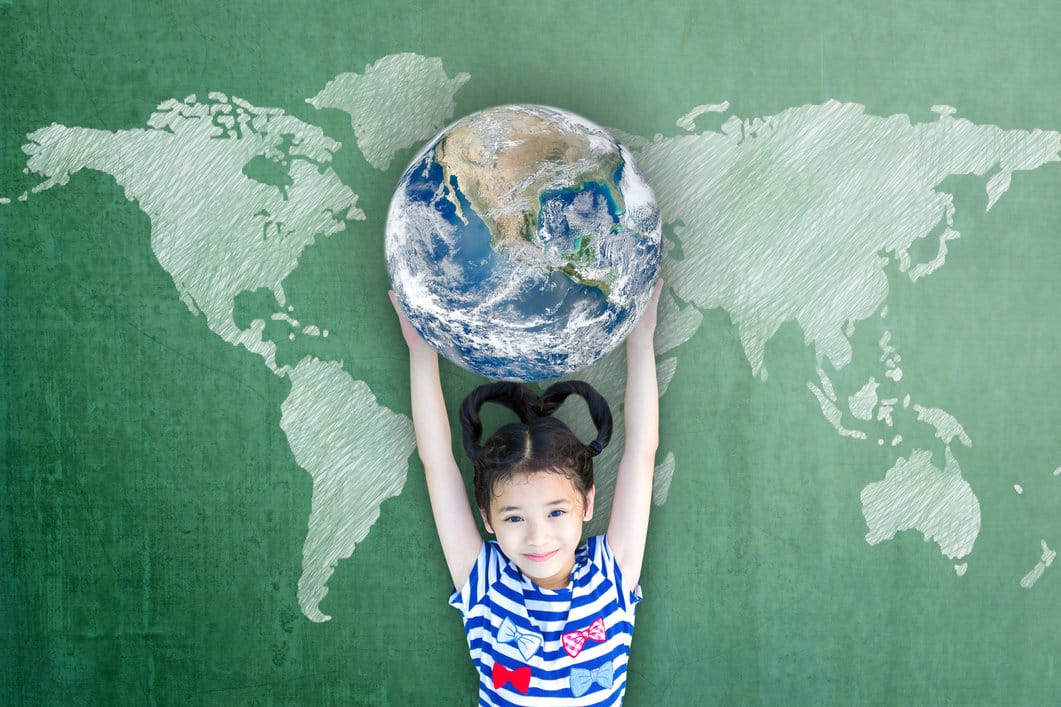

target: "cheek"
[494,522,518,540]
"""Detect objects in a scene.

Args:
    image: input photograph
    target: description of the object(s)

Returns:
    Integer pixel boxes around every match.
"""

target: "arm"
[606,279,663,593]
[391,293,483,588]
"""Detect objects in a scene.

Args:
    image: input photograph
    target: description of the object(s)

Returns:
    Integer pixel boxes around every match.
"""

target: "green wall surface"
[2,1,1059,705]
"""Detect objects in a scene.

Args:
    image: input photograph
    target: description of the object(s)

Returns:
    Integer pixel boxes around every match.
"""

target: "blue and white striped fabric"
[450,535,642,706]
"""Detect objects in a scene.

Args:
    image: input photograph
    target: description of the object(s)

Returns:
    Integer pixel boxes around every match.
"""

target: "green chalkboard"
[3,1,1059,704]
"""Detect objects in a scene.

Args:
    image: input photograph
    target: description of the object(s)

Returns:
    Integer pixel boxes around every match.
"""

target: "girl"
[391,280,662,706]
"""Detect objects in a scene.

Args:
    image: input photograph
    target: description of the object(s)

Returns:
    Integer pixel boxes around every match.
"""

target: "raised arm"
[390,293,483,588]
[606,279,663,593]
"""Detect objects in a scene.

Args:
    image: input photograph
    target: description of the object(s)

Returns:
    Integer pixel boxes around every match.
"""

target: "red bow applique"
[492,662,531,693]
[561,617,606,657]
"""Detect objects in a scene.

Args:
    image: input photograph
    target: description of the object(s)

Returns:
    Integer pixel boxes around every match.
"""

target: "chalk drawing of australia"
[18,51,1060,620]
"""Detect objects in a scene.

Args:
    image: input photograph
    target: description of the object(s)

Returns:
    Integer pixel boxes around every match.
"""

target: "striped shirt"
[449,535,642,706]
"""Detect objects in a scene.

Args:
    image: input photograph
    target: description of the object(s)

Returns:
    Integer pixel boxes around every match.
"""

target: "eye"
[504,515,524,524]
[549,509,566,518]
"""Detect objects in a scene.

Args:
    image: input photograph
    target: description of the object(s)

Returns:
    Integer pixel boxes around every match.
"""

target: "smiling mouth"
[524,550,558,562]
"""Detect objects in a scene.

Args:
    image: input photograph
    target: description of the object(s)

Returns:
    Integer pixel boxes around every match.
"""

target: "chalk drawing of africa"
[16,53,1060,620]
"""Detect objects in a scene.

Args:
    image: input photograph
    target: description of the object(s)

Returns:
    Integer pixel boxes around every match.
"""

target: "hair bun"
[539,381,613,457]
[458,380,612,464]
[459,382,542,462]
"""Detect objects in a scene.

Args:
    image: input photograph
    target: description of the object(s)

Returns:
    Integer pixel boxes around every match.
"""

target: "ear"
[583,485,596,522]
[480,507,495,535]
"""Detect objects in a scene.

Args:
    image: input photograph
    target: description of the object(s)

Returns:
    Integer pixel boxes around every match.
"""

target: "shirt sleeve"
[448,540,498,615]
[595,534,643,611]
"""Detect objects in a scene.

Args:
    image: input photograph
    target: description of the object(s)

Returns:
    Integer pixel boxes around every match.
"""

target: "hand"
[389,290,433,353]
[627,278,664,347]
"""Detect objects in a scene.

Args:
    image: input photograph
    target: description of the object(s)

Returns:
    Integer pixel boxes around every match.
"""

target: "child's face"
[482,470,594,591]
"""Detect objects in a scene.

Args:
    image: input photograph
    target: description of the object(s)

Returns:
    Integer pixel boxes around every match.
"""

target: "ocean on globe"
[386,104,662,381]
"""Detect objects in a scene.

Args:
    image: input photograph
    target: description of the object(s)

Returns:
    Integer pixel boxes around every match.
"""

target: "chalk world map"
[14,53,1059,621]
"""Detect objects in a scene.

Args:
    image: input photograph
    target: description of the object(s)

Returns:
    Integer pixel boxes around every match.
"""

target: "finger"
[389,290,407,321]
[644,278,664,312]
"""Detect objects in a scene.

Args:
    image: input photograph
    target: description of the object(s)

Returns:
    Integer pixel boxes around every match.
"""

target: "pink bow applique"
[561,617,606,657]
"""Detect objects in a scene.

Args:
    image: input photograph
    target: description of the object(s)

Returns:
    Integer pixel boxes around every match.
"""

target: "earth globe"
[386,104,662,381]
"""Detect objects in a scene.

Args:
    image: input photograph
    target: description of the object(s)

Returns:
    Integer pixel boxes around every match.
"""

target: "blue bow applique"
[570,660,613,697]
[498,617,542,661]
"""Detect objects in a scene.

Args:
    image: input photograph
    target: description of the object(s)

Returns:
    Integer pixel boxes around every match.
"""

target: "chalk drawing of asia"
[13,53,1061,620]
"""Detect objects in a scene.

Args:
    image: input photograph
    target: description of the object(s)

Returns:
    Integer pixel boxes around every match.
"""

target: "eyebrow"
[498,499,570,513]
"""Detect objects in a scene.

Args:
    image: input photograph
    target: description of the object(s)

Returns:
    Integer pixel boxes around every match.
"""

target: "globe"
[386,104,662,381]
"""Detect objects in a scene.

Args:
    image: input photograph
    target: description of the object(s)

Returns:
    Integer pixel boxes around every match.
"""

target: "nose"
[526,518,549,547]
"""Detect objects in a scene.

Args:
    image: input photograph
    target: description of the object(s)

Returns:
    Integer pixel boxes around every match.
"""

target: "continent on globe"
[386,104,662,381]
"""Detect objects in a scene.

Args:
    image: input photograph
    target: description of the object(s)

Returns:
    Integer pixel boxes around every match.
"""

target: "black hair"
[459,380,612,517]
